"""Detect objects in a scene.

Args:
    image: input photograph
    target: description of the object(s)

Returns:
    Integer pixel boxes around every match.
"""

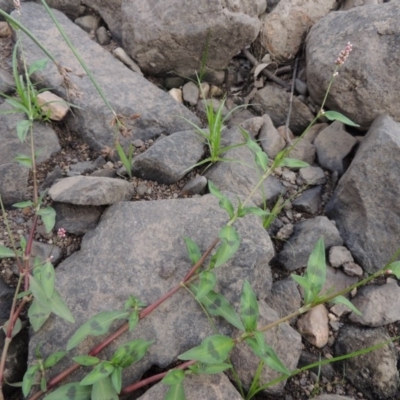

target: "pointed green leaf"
[183,236,201,265]
[91,376,118,400]
[208,180,223,200]
[22,364,39,397]
[28,58,48,75]
[178,335,234,364]
[387,261,400,279]
[12,200,34,208]
[162,369,185,385]
[110,367,122,394]
[190,362,232,374]
[246,138,262,154]
[238,206,270,218]
[40,376,47,393]
[330,295,362,316]
[255,151,269,172]
[195,289,245,331]
[219,197,235,219]
[29,276,50,305]
[128,310,139,332]
[67,311,128,351]
[291,274,312,293]
[240,280,259,332]
[213,226,240,269]
[3,318,22,338]
[80,361,114,386]
[43,382,91,400]
[15,155,32,168]
[278,158,309,169]
[195,271,216,300]
[165,382,185,400]
[111,339,153,368]
[50,289,75,324]
[20,235,27,253]
[304,237,326,304]
[41,261,55,299]
[16,120,31,143]
[37,207,56,233]
[72,356,100,367]
[28,298,51,331]
[44,351,67,369]
[323,111,360,127]
[0,245,16,258]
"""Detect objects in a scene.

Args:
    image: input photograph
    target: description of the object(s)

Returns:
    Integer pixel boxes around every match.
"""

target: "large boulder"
[121,0,261,76]
[306,1,400,129]
[15,3,199,153]
[325,115,400,273]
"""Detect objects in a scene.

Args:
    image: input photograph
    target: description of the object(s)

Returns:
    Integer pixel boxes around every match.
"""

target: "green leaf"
[37,207,56,233]
[255,151,269,172]
[110,367,122,394]
[195,271,216,300]
[195,289,245,331]
[183,236,201,265]
[178,335,235,364]
[128,310,139,332]
[213,226,240,269]
[43,382,91,400]
[323,111,360,127]
[162,369,185,385]
[240,280,259,332]
[290,274,311,292]
[15,155,32,168]
[16,119,31,142]
[278,158,309,169]
[44,351,67,369]
[17,289,31,299]
[20,235,27,253]
[29,276,50,305]
[208,180,223,200]
[116,142,132,179]
[41,261,55,299]
[80,361,114,386]
[72,355,100,367]
[28,298,51,331]
[304,237,326,304]
[28,58,48,76]
[189,362,232,374]
[22,364,39,397]
[41,376,47,393]
[67,311,128,351]
[387,261,400,279]
[111,339,153,368]
[218,197,235,219]
[50,288,75,324]
[238,206,270,218]
[330,295,362,316]
[12,200,34,208]
[91,377,118,400]
[246,138,262,154]
[165,382,185,400]
[3,318,22,338]
[0,245,16,258]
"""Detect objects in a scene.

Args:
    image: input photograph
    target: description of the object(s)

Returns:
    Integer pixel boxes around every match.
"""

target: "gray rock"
[16,3,199,153]
[299,166,326,185]
[258,0,336,62]
[329,246,354,268]
[230,300,302,395]
[340,0,383,10]
[181,176,207,195]
[348,282,400,327]
[28,195,274,387]
[0,0,14,18]
[0,279,14,325]
[321,266,358,298]
[239,116,264,138]
[286,138,316,165]
[303,122,329,143]
[131,130,204,184]
[314,121,357,175]
[31,240,63,267]
[37,0,86,20]
[74,15,101,33]
[298,352,336,381]
[312,396,356,400]
[342,261,363,277]
[206,127,286,207]
[0,68,15,94]
[0,164,29,208]
[258,114,286,158]
[295,78,308,96]
[39,166,64,192]
[253,85,315,135]
[306,1,400,129]
[121,0,261,76]
[278,216,343,271]
[197,98,230,120]
[113,47,143,75]
[297,304,329,348]
[90,169,117,178]
[53,203,105,235]
[49,176,134,205]
[265,277,302,320]
[325,115,400,273]
[0,103,61,165]
[182,81,200,106]
[292,185,322,214]
[164,77,185,90]
[137,372,243,399]
[67,156,106,176]
[95,26,110,45]
[334,325,399,400]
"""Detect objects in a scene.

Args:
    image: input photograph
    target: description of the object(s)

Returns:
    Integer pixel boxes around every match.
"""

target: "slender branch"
[285,57,298,144]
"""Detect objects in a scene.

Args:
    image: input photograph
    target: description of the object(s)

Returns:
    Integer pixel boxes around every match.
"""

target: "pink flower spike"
[57,228,67,238]
[335,42,353,66]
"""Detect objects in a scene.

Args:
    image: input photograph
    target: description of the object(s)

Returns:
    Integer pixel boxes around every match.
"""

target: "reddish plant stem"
[29,237,220,400]
[121,360,196,395]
